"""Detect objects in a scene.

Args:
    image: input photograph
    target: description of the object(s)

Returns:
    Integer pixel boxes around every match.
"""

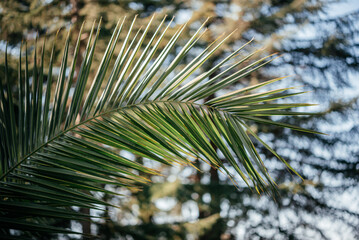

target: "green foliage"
[0,16,319,237]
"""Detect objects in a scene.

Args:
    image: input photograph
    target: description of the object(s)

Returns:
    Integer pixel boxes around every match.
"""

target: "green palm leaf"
[0,16,321,237]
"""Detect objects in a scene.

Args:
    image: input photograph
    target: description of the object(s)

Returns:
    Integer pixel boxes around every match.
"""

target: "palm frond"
[0,16,321,236]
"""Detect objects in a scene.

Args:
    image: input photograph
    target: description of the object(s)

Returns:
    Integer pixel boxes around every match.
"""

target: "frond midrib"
[0,99,226,181]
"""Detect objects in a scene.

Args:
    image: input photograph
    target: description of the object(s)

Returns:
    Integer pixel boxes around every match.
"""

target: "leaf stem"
[0,100,221,181]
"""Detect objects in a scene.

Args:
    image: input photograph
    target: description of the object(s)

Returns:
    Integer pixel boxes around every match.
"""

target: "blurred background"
[1,0,359,239]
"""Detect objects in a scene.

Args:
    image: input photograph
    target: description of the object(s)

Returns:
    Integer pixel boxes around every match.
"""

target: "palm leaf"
[0,16,321,237]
